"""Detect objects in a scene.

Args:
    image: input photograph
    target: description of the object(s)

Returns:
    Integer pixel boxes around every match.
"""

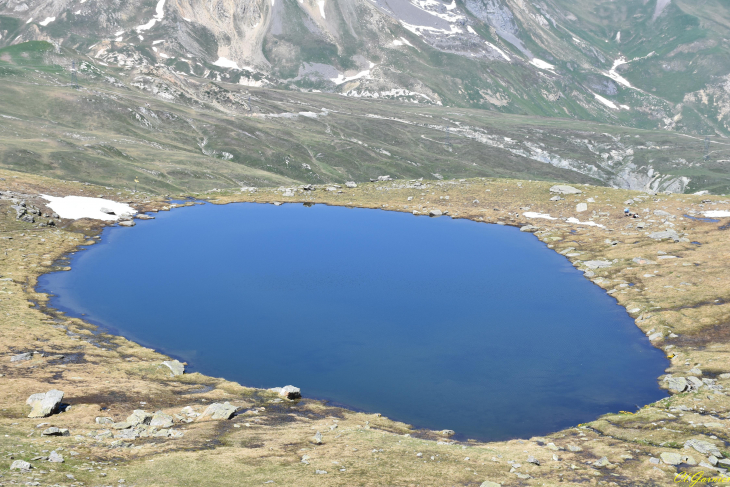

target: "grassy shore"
[1,168,730,486]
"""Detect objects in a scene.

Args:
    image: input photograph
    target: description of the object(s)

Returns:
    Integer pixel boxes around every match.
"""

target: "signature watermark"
[675,471,730,485]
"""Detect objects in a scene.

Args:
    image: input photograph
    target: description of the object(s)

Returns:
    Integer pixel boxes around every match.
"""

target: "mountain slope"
[1,0,729,136]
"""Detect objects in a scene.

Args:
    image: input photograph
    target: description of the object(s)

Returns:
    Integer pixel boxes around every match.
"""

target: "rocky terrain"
[2,168,730,485]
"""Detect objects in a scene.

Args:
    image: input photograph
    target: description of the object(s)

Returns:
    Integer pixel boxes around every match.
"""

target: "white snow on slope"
[317,0,326,18]
[25,17,33,24]
[607,57,633,88]
[401,21,463,37]
[523,212,557,220]
[42,195,137,221]
[566,217,605,228]
[136,0,166,32]
[704,210,730,218]
[593,93,617,109]
[331,68,371,85]
[486,41,510,61]
[39,17,56,26]
[530,58,554,71]
[213,57,241,70]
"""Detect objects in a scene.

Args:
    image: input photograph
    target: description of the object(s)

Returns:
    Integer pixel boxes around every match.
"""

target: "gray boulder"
[575,203,588,212]
[313,431,323,444]
[480,482,501,487]
[126,410,153,426]
[686,376,704,390]
[198,402,238,420]
[520,225,538,233]
[95,417,114,424]
[100,207,116,215]
[660,452,682,465]
[654,210,672,217]
[11,352,32,362]
[583,260,612,269]
[549,185,582,195]
[162,360,185,377]
[665,376,688,393]
[650,230,680,241]
[527,455,540,465]
[28,390,64,418]
[118,220,136,227]
[429,209,443,217]
[41,427,69,436]
[345,181,357,188]
[150,411,174,428]
[270,385,301,400]
[685,439,723,458]
[10,460,32,471]
[48,451,64,463]
[632,257,656,265]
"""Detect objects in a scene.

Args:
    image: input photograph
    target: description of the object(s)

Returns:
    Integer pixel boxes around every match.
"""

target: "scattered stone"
[301,455,310,465]
[48,451,64,463]
[666,376,688,393]
[719,373,730,380]
[10,460,32,471]
[11,352,32,362]
[685,439,723,458]
[441,429,455,436]
[576,203,588,213]
[515,472,532,479]
[429,209,442,217]
[95,417,114,424]
[41,427,69,436]
[546,443,561,451]
[345,182,357,188]
[520,225,538,232]
[126,410,153,426]
[567,445,583,452]
[313,431,323,445]
[150,411,174,428]
[686,376,703,390]
[654,210,672,217]
[550,185,582,195]
[649,230,680,241]
[660,452,682,465]
[527,455,540,465]
[100,207,116,215]
[593,457,611,467]
[583,260,612,269]
[270,385,301,400]
[549,196,563,201]
[480,482,501,487]
[648,333,663,341]
[162,360,185,377]
[632,257,656,265]
[689,367,702,376]
[315,470,328,474]
[118,220,136,227]
[198,402,238,420]
[28,390,64,418]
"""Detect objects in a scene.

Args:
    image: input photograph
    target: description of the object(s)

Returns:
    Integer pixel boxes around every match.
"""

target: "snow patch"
[530,58,554,71]
[615,31,621,42]
[566,217,605,228]
[704,210,730,218]
[25,17,33,24]
[114,30,125,36]
[523,212,557,220]
[152,40,164,45]
[606,57,633,88]
[317,0,326,18]
[41,195,137,222]
[39,17,55,26]
[213,57,241,70]
[593,93,618,110]
[136,0,166,33]
[331,68,371,85]
[486,41,510,61]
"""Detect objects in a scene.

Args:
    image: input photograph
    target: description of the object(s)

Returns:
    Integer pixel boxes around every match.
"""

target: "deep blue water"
[39,203,667,441]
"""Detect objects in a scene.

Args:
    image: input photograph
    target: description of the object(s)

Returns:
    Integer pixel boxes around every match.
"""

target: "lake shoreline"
[2,169,730,485]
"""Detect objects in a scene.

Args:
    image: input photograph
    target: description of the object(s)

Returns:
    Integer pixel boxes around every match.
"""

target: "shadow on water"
[37,203,669,442]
